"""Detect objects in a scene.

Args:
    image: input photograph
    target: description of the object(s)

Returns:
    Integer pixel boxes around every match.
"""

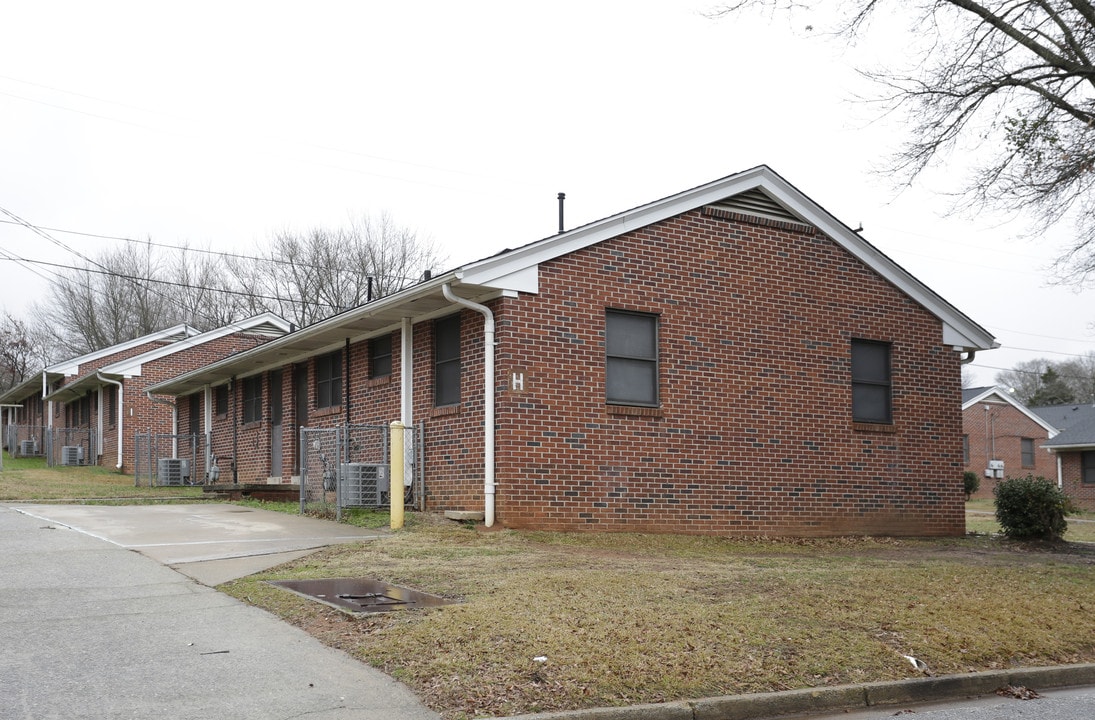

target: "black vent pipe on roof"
[558,192,566,234]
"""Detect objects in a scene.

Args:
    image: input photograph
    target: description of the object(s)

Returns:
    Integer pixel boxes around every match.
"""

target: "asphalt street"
[0,504,439,720]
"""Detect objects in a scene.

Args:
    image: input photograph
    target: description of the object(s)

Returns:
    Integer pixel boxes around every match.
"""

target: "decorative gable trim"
[701,205,817,235]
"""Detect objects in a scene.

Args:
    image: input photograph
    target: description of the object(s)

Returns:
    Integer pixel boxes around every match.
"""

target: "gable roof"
[44,313,291,403]
[0,323,200,405]
[147,165,998,398]
[1032,403,1095,451]
[962,386,1058,436]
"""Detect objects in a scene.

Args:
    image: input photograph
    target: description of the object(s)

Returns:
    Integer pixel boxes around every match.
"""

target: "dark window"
[434,315,461,406]
[962,434,969,465]
[1083,452,1095,485]
[215,385,229,417]
[315,351,342,409]
[606,310,659,407]
[1021,438,1035,468]
[242,376,263,424]
[79,395,91,425]
[370,334,393,378]
[851,339,892,424]
[188,394,201,435]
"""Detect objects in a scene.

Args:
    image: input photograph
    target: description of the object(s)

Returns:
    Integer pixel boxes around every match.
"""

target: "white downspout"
[1056,452,1063,489]
[442,284,496,527]
[97,373,123,470]
[43,371,53,432]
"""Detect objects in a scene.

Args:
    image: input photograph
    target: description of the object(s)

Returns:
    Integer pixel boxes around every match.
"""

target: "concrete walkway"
[12,502,384,585]
[0,504,439,720]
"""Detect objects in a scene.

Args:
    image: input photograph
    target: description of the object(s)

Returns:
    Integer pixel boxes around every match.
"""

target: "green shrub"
[963,470,981,500]
[993,474,1069,541]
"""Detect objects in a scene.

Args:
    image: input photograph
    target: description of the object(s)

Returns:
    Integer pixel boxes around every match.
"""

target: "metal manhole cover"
[269,578,456,614]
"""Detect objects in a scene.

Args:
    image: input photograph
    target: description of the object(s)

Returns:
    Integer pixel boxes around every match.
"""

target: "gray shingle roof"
[1031,403,1095,449]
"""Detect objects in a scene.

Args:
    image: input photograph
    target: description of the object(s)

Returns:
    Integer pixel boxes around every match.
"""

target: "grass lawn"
[6,456,1094,719]
[0,455,207,501]
[225,516,1095,719]
[965,497,1095,542]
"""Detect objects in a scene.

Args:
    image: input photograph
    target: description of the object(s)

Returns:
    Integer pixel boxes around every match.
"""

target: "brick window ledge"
[852,422,897,434]
[312,406,342,419]
[432,404,461,418]
[607,404,664,418]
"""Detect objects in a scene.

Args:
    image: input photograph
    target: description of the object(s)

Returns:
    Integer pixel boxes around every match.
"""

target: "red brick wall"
[1057,452,1095,511]
[962,401,1056,498]
[479,207,966,536]
[171,207,970,537]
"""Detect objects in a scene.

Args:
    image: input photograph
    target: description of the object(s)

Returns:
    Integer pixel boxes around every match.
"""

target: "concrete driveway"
[12,502,385,585]
[0,503,437,720]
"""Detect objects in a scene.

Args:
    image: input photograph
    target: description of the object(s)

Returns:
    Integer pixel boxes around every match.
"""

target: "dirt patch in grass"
[223,517,1095,719]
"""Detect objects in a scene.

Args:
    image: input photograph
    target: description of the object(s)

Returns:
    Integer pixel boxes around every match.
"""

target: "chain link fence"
[46,427,97,468]
[7,425,47,459]
[134,432,205,487]
[300,423,424,521]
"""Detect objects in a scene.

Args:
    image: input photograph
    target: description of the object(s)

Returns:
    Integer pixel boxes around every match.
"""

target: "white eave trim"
[457,166,996,352]
[962,387,1059,437]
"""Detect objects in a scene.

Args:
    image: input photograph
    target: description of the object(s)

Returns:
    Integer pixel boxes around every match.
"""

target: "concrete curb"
[494,664,1095,720]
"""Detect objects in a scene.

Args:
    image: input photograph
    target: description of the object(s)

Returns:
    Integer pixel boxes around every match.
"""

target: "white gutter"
[97,373,124,469]
[442,284,496,527]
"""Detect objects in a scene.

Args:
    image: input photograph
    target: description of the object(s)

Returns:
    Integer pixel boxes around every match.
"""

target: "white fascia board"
[46,323,199,376]
[457,263,538,294]
[962,387,1059,436]
[457,166,996,352]
[99,313,292,377]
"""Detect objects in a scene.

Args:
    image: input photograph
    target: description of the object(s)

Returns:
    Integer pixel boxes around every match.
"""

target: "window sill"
[432,404,461,418]
[607,404,663,418]
[312,406,342,419]
[365,375,392,388]
[852,422,897,434]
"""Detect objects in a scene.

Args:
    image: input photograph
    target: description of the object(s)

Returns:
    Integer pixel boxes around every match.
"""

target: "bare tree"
[0,312,53,391]
[241,215,443,328]
[711,1,1095,283]
[994,354,1095,404]
[22,214,440,354]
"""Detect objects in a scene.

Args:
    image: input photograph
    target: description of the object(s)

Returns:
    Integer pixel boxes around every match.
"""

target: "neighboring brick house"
[148,165,997,537]
[961,387,1058,498]
[1,315,289,473]
[1031,403,1095,511]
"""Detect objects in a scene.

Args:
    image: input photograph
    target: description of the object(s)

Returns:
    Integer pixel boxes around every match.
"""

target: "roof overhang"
[44,372,118,403]
[146,277,503,397]
[0,371,63,405]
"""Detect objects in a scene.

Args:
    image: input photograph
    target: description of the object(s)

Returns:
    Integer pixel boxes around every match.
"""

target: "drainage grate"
[269,578,456,614]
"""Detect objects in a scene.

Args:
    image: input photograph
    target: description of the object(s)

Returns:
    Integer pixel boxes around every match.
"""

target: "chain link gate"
[8,425,47,459]
[45,427,96,468]
[300,427,342,516]
[134,431,204,487]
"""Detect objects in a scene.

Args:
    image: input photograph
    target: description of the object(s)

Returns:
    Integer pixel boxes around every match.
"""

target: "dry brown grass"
[223,518,1095,719]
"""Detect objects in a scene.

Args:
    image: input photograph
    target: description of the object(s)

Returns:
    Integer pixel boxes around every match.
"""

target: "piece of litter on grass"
[532,656,547,663]
[902,655,929,672]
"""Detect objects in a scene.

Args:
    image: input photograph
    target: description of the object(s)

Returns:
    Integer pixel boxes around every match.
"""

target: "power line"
[0,217,426,283]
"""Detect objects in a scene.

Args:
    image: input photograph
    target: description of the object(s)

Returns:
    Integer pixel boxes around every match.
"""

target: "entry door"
[270,370,283,478]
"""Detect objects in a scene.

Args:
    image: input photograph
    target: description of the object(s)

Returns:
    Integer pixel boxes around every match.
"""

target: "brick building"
[1032,403,1095,511]
[1,315,289,473]
[961,387,1058,498]
[148,166,997,536]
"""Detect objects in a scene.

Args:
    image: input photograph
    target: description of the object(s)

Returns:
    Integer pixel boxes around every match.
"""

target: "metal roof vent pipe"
[557,192,565,234]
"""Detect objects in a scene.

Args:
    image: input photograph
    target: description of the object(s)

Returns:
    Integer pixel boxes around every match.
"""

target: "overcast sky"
[2,1,1093,387]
